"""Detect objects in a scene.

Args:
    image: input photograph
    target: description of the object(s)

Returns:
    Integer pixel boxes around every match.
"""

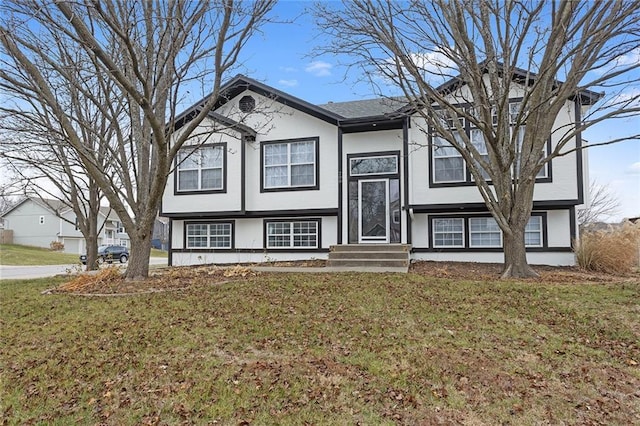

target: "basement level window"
[239,95,256,113]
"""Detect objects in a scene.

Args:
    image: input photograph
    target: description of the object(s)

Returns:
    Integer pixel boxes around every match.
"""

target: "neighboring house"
[161,69,598,267]
[0,197,130,254]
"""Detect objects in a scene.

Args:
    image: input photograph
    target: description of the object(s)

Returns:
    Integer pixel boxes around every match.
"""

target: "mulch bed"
[45,260,639,296]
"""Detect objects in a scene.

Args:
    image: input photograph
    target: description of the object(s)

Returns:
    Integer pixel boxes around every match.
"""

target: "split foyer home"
[161,70,599,267]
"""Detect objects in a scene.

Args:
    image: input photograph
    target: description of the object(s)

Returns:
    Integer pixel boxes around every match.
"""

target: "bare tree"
[0,0,275,279]
[315,0,640,277]
[578,180,621,226]
[0,49,126,270]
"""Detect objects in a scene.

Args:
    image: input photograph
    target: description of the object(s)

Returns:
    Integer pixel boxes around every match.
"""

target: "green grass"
[1,273,639,424]
[0,244,81,266]
[150,248,168,258]
[0,244,167,266]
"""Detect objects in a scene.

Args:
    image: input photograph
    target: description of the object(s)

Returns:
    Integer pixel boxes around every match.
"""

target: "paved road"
[0,257,168,280]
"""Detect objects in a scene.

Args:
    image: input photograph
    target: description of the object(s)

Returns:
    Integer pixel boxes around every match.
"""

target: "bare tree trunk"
[501,224,539,278]
[126,232,152,280]
[85,233,99,271]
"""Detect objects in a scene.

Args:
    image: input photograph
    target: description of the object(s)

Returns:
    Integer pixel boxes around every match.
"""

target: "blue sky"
[233,1,640,222]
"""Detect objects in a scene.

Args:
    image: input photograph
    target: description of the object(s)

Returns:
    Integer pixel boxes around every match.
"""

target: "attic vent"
[239,95,255,113]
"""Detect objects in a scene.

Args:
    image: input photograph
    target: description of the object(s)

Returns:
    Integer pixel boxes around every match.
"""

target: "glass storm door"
[358,179,389,243]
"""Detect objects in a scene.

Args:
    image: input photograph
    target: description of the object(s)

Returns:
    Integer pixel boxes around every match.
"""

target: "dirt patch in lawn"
[46,260,638,296]
[409,260,639,283]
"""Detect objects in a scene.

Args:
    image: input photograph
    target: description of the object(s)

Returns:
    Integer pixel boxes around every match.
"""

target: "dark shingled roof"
[318,97,407,119]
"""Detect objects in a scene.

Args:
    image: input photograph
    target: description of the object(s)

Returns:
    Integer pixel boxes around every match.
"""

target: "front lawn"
[1,271,638,424]
[0,244,81,265]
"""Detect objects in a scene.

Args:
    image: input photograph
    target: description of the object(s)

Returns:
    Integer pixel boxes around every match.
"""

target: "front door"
[358,179,389,243]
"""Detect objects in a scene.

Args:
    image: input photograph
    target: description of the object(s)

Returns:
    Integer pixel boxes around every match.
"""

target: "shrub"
[575,222,640,274]
[49,241,65,251]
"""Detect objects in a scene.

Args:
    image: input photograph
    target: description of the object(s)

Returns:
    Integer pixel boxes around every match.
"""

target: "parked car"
[80,245,129,265]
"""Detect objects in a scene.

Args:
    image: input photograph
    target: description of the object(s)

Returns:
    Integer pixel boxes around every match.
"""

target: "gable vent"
[239,95,256,113]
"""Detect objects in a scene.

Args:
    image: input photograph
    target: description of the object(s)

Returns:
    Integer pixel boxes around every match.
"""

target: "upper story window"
[431,100,550,186]
[433,135,464,183]
[261,137,319,192]
[176,143,226,193]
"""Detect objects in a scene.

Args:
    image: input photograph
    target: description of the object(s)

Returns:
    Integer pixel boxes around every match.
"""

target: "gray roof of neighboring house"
[1,197,66,217]
[317,97,407,119]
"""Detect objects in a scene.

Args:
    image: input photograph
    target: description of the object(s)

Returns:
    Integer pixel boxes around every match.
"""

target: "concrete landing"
[251,265,408,274]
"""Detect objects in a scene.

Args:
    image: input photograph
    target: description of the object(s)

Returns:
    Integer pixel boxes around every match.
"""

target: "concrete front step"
[330,251,409,260]
[330,244,411,252]
[328,258,410,268]
[328,244,411,268]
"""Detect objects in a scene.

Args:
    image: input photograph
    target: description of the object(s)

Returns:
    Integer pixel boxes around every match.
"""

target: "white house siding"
[408,99,581,206]
[162,119,243,214]
[412,251,576,266]
[3,202,60,248]
[410,208,576,265]
[170,216,337,266]
[243,103,339,212]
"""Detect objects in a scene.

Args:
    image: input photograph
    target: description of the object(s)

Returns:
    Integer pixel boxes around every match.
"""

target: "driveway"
[0,257,168,280]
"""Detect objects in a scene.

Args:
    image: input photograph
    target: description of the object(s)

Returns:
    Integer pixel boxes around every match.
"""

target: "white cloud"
[603,87,640,109]
[407,50,457,76]
[305,61,332,77]
[279,66,298,73]
[278,79,298,87]
[627,162,640,174]
[382,48,458,86]
[592,48,640,76]
[614,48,640,67]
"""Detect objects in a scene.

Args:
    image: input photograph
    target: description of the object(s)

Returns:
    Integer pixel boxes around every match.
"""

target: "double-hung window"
[432,218,464,248]
[524,216,543,247]
[266,220,318,249]
[432,215,544,249]
[469,217,502,248]
[186,222,232,249]
[177,144,225,192]
[433,135,465,183]
[263,138,317,190]
[431,100,550,186]
[513,127,548,179]
[470,128,491,180]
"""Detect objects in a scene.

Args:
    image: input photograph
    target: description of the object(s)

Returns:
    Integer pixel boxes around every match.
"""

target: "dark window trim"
[426,212,548,250]
[428,99,553,188]
[263,218,322,250]
[172,247,330,254]
[346,150,400,180]
[183,220,235,250]
[174,142,228,195]
[162,208,338,219]
[260,137,320,193]
[337,129,343,244]
[410,200,581,213]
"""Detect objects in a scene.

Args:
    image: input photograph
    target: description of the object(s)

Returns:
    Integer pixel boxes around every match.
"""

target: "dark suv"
[80,245,129,265]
